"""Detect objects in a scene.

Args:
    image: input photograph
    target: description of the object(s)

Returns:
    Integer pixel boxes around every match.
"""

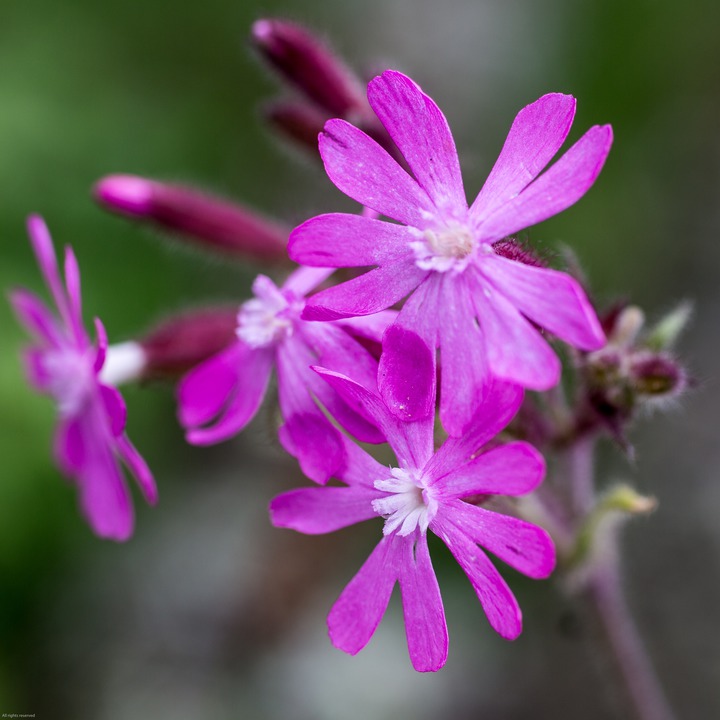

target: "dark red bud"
[251,19,366,117]
[139,307,238,379]
[629,352,686,397]
[94,175,290,262]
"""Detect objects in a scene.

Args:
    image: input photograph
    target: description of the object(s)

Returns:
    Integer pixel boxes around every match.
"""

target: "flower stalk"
[540,432,676,720]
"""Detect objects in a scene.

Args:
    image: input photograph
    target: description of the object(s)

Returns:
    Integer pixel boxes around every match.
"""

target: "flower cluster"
[11,21,621,671]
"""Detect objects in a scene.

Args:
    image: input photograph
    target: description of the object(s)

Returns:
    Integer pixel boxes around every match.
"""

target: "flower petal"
[328,534,404,656]
[300,325,386,445]
[9,289,63,346]
[471,93,576,219]
[22,348,52,392]
[289,213,414,268]
[442,500,556,579]
[336,309,398,346]
[93,317,108,372]
[367,70,466,215]
[398,533,448,672]
[270,485,379,534]
[432,441,545,499]
[393,274,442,348]
[64,245,86,345]
[72,411,134,541]
[483,254,605,350]
[278,411,346,485]
[432,513,522,639]
[302,321,379,394]
[116,433,157,505]
[314,367,434,469]
[338,437,391,489]
[436,272,489,436]
[78,446,134,542]
[379,324,436,422]
[475,125,613,244]
[319,118,435,227]
[26,215,69,322]
[425,380,524,479]
[472,278,560,390]
[180,344,274,445]
[276,340,347,483]
[177,343,244,428]
[379,275,444,416]
[281,265,335,297]
[302,260,428,321]
[99,384,127,436]
[54,416,85,475]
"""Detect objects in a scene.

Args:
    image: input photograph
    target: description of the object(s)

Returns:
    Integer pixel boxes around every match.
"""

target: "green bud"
[644,301,693,352]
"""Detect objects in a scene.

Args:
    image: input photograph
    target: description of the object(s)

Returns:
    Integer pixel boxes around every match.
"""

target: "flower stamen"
[372,467,437,536]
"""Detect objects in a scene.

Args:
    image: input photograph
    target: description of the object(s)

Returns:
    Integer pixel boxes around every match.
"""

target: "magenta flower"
[270,332,554,671]
[289,70,611,435]
[177,266,391,483]
[9,216,156,541]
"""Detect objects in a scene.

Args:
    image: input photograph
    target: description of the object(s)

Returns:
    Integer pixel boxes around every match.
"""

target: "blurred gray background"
[1,0,718,717]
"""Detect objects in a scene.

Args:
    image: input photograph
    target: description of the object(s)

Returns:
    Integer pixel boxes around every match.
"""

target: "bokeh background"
[1,0,719,718]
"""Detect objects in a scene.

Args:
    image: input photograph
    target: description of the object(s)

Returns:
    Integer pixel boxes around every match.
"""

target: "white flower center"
[410,223,477,273]
[236,275,301,349]
[43,347,95,416]
[372,467,438,536]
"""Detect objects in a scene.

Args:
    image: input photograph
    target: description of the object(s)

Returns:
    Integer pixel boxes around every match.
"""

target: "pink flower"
[9,216,156,541]
[270,330,555,671]
[176,266,392,484]
[289,70,611,435]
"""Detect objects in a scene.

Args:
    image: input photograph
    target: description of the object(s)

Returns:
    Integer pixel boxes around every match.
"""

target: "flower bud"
[629,351,686,398]
[566,484,657,570]
[262,100,328,155]
[607,305,645,348]
[644,301,693,351]
[138,307,239,380]
[251,19,366,117]
[581,303,689,437]
[94,175,290,262]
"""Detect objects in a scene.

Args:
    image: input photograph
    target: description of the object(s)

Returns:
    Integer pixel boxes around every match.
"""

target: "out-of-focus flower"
[271,336,554,671]
[177,266,393,484]
[290,70,611,435]
[9,216,156,541]
[94,175,290,262]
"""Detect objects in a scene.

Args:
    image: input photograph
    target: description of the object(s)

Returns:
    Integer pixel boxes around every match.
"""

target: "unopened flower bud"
[251,19,367,117]
[262,100,329,154]
[644,300,693,351]
[629,352,686,398]
[94,175,289,262]
[567,484,657,570]
[607,305,645,348]
[581,302,690,442]
[138,307,239,379]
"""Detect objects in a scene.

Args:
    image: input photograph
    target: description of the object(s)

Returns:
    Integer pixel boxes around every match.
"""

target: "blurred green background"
[1,0,719,718]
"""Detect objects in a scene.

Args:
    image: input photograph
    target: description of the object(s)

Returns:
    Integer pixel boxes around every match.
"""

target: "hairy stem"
[558,436,676,720]
[585,546,676,720]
